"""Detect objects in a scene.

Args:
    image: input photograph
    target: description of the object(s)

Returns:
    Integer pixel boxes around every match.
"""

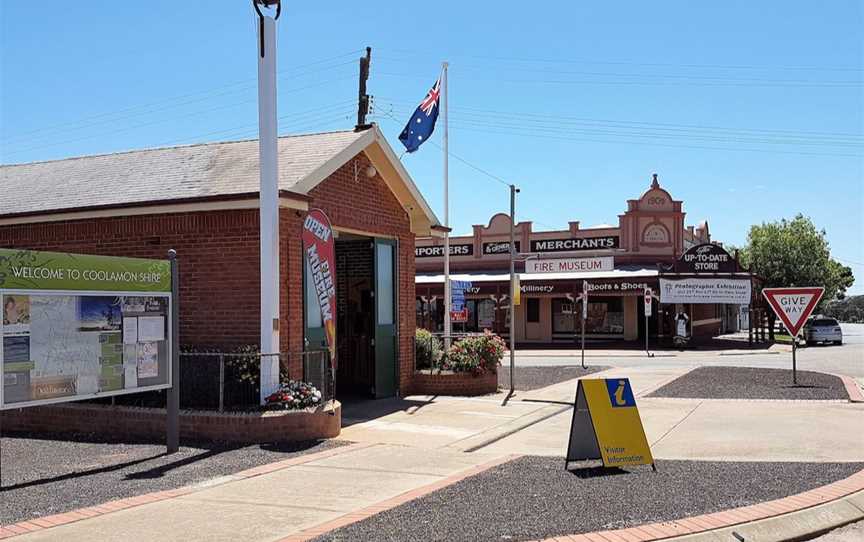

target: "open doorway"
[304,233,398,400]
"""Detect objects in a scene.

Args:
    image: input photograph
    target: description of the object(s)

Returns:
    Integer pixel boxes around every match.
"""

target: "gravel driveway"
[498,365,608,391]
[312,456,864,542]
[0,432,346,525]
[648,366,849,400]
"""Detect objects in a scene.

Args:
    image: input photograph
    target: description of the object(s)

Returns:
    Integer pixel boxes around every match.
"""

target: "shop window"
[552,298,575,333]
[527,298,540,323]
[477,299,496,331]
[584,297,624,335]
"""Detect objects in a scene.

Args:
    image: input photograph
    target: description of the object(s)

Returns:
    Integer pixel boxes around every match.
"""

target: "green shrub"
[443,331,505,375]
[415,328,443,369]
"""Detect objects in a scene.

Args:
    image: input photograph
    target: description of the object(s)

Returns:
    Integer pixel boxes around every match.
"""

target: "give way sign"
[762,287,825,337]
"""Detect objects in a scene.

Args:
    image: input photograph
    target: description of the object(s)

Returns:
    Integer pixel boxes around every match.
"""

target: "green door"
[373,239,398,398]
[304,258,327,352]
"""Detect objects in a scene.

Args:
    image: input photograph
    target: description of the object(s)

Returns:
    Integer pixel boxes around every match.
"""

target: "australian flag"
[399,77,441,153]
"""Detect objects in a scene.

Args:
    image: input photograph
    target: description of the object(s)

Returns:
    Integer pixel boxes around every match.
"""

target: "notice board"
[0,249,173,409]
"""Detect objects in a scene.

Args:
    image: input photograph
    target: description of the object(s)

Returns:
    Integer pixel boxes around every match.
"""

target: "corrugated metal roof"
[0,130,367,217]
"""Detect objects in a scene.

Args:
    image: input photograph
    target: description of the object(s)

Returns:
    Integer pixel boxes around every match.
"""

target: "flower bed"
[412,330,504,396]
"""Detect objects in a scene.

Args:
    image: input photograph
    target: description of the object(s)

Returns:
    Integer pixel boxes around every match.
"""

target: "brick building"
[0,126,443,398]
[415,175,757,346]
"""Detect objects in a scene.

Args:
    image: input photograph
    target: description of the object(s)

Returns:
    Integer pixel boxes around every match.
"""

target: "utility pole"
[442,62,451,346]
[355,47,372,130]
[509,184,519,393]
[253,0,282,405]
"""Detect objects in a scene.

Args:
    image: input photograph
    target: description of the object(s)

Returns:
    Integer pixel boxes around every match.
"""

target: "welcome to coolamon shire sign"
[0,249,173,409]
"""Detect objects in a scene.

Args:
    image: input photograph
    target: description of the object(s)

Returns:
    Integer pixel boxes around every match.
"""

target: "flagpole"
[442,61,451,344]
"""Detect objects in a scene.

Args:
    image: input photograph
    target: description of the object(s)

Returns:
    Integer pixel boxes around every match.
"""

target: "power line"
[378,97,863,140]
[376,56,863,86]
[2,50,363,145]
[376,47,864,73]
[376,102,863,158]
[3,76,356,159]
[377,109,511,189]
[377,70,861,89]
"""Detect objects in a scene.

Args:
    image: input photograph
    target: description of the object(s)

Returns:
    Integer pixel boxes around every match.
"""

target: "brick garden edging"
[410,370,498,396]
[526,468,864,542]
[0,442,373,540]
[834,373,864,403]
[0,401,341,444]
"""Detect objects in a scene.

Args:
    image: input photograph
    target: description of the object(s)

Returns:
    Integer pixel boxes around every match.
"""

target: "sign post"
[762,287,825,385]
[643,287,653,358]
[167,250,180,454]
[581,280,588,369]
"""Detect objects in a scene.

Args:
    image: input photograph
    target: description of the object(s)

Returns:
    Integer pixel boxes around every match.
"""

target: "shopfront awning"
[416,265,659,284]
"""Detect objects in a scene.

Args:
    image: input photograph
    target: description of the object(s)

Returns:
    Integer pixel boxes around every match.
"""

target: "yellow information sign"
[565,378,655,470]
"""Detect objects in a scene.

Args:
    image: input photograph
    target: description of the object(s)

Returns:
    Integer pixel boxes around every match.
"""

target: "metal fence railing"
[106,350,332,412]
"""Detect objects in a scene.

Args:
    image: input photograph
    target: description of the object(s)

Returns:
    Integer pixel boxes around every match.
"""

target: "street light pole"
[253,0,282,404]
[509,184,519,394]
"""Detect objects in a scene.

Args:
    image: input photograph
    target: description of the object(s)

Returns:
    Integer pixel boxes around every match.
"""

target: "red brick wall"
[0,402,341,444]
[0,211,261,347]
[282,152,416,393]
[0,151,418,396]
[411,371,498,396]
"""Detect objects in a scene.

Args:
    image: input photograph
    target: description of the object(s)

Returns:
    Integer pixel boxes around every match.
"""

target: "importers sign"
[525,257,613,274]
[414,243,474,258]
[660,278,751,305]
[530,236,619,253]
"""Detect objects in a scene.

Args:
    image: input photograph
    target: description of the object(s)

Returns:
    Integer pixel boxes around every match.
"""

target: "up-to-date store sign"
[415,243,474,258]
[763,287,824,337]
[530,236,619,253]
[0,249,172,410]
[676,243,737,273]
[525,256,614,274]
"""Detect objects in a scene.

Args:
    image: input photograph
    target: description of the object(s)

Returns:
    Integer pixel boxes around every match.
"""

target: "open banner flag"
[302,209,337,365]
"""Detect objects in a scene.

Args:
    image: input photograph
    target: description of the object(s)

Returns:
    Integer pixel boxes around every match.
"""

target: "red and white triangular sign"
[762,287,825,337]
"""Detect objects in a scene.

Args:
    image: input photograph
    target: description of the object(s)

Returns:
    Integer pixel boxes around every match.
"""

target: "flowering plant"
[442,331,505,375]
[264,380,323,410]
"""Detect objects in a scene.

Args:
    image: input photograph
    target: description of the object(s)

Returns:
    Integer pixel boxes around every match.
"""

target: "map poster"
[1,292,170,409]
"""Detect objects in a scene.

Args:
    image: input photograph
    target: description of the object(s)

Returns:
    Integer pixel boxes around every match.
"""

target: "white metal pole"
[257,12,280,404]
[442,62,451,344]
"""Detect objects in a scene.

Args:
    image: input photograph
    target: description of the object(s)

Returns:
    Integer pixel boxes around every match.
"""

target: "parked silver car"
[803,316,843,346]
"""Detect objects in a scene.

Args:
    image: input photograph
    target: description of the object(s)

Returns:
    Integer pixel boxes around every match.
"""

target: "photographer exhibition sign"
[0,249,172,409]
[659,277,751,305]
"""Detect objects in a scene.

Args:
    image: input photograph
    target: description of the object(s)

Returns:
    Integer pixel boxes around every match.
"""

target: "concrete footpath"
[3,365,864,541]
[1,443,503,542]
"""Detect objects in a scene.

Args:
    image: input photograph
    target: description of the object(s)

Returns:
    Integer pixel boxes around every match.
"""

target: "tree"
[737,214,854,338]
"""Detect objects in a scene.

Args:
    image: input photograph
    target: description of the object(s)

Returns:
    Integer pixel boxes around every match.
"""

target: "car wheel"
[806,340,815,346]
[834,340,843,346]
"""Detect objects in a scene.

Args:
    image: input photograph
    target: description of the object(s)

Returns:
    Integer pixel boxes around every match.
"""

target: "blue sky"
[2,1,862,294]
